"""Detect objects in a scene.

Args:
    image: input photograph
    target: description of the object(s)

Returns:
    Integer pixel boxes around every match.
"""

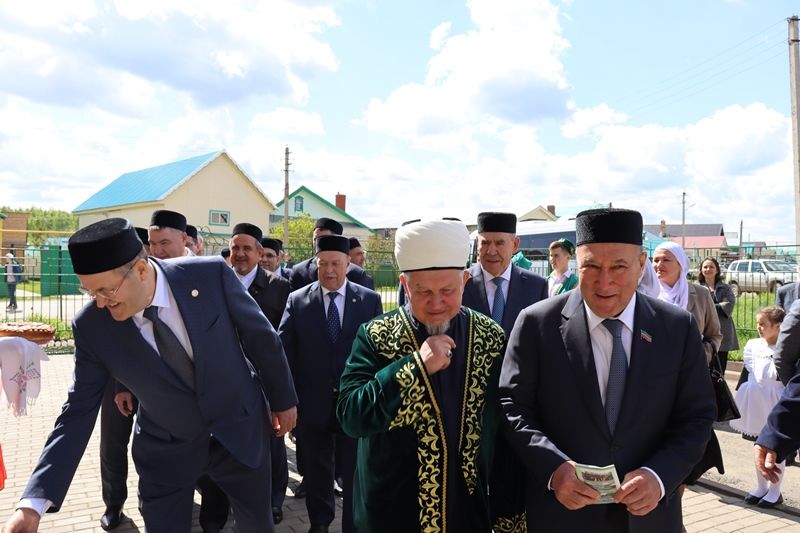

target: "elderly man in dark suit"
[3,218,298,533]
[279,235,382,533]
[462,211,547,336]
[229,223,292,524]
[289,218,374,291]
[499,208,716,532]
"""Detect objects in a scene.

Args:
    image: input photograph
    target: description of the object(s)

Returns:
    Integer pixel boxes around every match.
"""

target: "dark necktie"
[492,277,505,324]
[327,292,341,342]
[143,306,195,390]
[602,318,627,434]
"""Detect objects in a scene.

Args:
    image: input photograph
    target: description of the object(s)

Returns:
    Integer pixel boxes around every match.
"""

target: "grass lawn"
[728,291,776,361]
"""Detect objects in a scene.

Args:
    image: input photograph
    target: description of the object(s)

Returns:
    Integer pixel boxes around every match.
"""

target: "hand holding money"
[551,461,601,510]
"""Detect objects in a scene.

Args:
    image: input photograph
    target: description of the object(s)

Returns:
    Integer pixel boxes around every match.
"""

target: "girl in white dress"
[730,306,787,507]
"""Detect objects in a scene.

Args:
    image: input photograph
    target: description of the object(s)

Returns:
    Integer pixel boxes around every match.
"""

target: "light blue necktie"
[602,319,627,434]
[492,277,505,324]
[327,292,341,342]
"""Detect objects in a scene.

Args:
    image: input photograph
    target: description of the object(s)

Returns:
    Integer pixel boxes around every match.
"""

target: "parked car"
[725,259,798,296]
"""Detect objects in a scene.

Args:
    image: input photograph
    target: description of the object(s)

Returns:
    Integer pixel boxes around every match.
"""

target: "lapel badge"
[352,297,357,303]
[640,329,653,343]
[191,289,199,298]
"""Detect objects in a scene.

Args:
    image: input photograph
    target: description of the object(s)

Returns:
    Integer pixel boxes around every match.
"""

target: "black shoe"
[272,506,283,524]
[787,453,798,466]
[308,526,329,533]
[333,477,343,497]
[757,494,784,508]
[743,493,763,505]
[294,479,306,498]
[99,507,125,530]
[201,527,222,533]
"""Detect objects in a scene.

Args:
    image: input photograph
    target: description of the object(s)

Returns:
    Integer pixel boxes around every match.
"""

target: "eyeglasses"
[79,262,136,300]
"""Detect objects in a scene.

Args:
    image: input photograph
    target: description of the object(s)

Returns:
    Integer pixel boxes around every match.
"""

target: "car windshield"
[763,262,796,272]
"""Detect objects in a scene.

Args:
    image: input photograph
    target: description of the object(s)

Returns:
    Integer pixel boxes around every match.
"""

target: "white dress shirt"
[321,280,347,326]
[481,263,512,315]
[235,265,259,290]
[548,268,573,297]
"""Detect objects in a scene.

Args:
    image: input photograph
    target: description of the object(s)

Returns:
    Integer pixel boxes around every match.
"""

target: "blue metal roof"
[73,151,220,212]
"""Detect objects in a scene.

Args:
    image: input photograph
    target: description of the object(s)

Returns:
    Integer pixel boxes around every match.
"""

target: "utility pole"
[283,146,290,244]
[789,16,800,244]
[739,219,744,259]
[681,191,686,249]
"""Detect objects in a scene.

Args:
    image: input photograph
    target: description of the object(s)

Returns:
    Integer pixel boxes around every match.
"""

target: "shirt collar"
[584,292,637,334]
[235,265,259,288]
[135,260,172,321]
[481,261,513,283]
[550,268,572,280]
[321,279,348,298]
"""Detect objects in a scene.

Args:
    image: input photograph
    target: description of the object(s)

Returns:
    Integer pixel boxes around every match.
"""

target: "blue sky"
[0,0,798,243]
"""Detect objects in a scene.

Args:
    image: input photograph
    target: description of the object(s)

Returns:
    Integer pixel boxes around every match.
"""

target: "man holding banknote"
[498,208,716,532]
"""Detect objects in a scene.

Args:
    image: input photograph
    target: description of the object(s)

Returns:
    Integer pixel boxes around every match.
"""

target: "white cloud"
[250,107,325,136]
[362,0,570,154]
[561,103,629,138]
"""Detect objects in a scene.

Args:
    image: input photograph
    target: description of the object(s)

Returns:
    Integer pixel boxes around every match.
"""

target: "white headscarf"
[654,241,689,310]
[637,256,660,298]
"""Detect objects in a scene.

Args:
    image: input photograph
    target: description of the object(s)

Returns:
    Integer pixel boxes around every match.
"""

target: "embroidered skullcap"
[316,235,350,255]
[150,210,187,232]
[552,238,575,256]
[261,237,281,255]
[231,223,263,242]
[68,218,144,275]
[315,217,343,235]
[477,212,517,234]
[134,227,149,245]
[395,218,469,272]
[575,208,642,246]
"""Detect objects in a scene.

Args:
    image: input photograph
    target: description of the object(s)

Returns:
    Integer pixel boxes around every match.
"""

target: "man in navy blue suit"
[289,218,374,292]
[3,218,298,533]
[279,235,382,533]
[462,211,547,336]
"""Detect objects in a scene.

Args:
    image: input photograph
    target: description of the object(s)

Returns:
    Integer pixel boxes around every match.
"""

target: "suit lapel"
[504,266,524,333]
[560,290,609,437]
[470,264,491,315]
[310,282,328,331]
[340,282,360,340]
[616,295,661,433]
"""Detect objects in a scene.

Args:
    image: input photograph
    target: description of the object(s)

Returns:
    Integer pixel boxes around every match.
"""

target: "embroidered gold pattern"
[367,307,503,532]
[494,513,528,533]
[458,310,504,493]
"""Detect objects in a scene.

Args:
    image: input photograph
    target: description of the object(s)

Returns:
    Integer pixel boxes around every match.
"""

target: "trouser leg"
[198,474,230,529]
[100,380,136,509]
[336,431,357,533]
[138,479,195,533]
[270,432,288,509]
[299,426,335,527]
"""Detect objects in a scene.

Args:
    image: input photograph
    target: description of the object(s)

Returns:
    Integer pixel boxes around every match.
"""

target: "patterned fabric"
[326,292,341,341]
[603,318,627,433]
[492,277,505,323]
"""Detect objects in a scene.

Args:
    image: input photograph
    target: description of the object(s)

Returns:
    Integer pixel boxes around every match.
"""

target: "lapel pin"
[191,289,199,298]
[640,329,653,343]
[352,298,357,303]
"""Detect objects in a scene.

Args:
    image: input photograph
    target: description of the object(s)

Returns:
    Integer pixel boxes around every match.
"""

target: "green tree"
[269,213,316,263]
[0,206,78,246]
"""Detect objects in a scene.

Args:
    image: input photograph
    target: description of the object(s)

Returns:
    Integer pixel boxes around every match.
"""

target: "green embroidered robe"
[336,305,521,533]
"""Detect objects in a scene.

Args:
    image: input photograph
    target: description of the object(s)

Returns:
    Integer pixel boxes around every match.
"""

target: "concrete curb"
[696,477,800,518]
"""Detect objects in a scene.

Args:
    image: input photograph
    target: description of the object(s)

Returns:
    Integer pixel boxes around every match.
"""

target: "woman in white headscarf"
[653,242,721,363]
[652,241,724,486]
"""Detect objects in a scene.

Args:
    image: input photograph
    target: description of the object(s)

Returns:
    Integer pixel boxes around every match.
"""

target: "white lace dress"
[730,338,785,438]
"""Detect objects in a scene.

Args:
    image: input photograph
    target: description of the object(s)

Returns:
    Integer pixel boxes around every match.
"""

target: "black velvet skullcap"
[134,227,149,244]
[274,238,284,250]
[232,223,263,242]
[575,208,643,246]
[477,212,517,234]
[260,237,281,255]
[185,224,198,241]
[316,235,350,255]
[348,237,362,250]
[68,218,144,275]
[220,247,231,259]
[150,210,187,232]
[314,217,343,235]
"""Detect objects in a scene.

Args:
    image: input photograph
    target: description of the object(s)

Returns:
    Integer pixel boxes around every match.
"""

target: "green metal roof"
[275,185,375,233]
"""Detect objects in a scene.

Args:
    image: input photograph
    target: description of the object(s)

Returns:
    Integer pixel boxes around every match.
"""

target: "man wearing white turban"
[336,218,516,532]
